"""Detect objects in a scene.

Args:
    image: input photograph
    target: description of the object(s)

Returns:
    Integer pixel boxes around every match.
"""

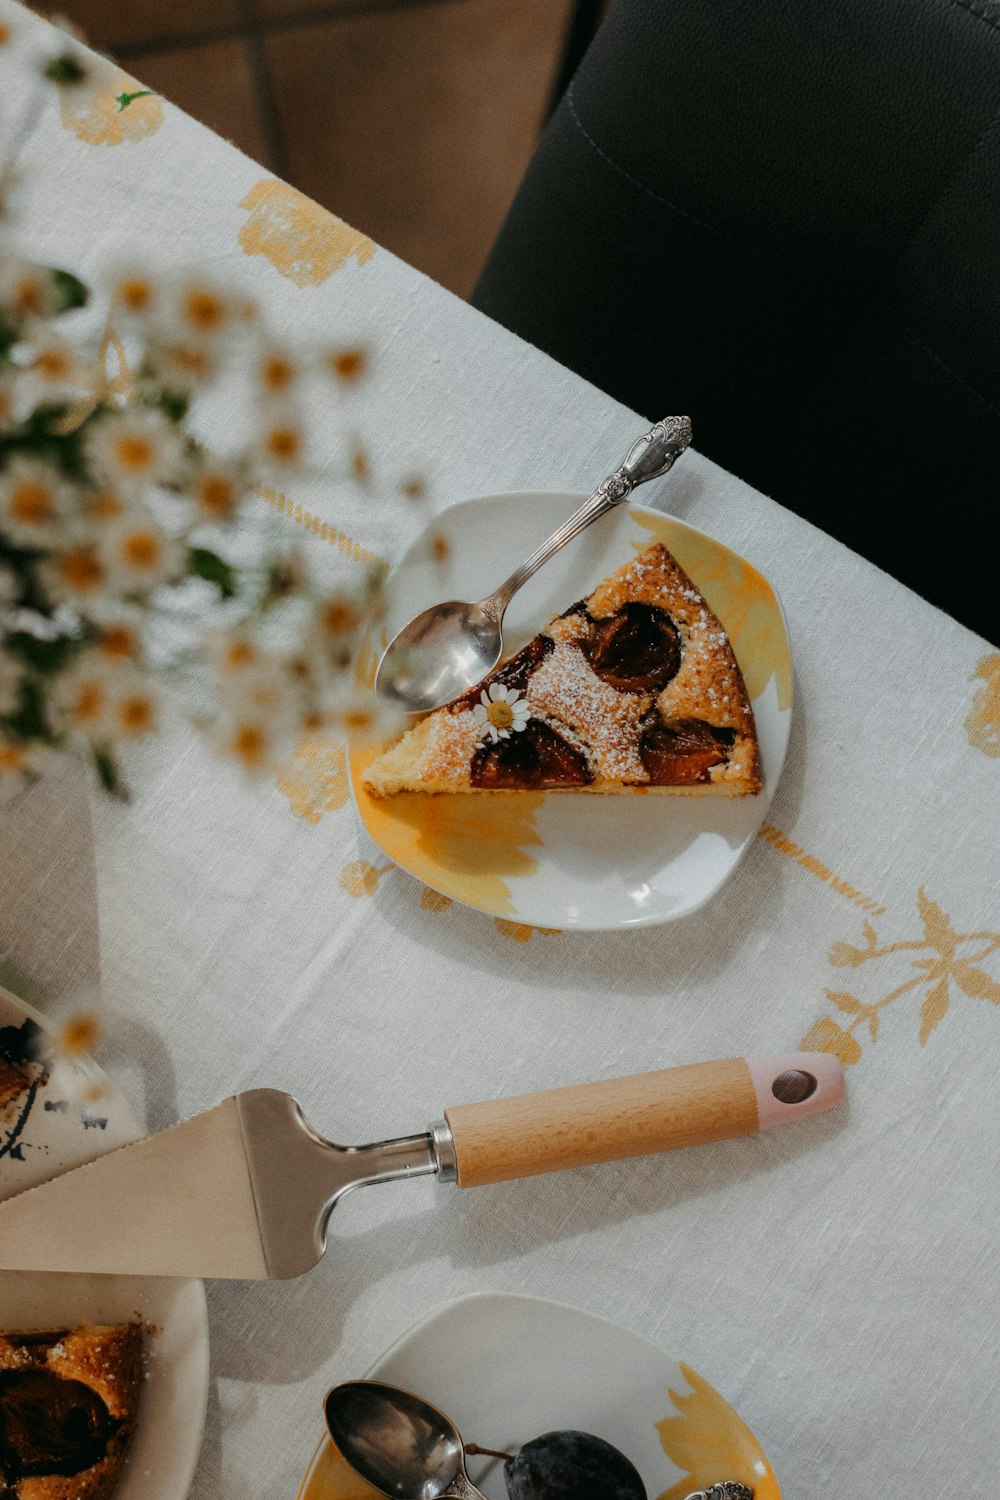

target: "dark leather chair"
[473,0,1000,643]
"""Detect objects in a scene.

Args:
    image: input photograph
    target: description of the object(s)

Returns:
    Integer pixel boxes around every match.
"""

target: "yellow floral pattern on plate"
[58,61,163,146]
[238,181,375,286]
[349,742,545,916]
[298,1440,382,1500]
[632,512,792,710]
[655,1363,780,1500]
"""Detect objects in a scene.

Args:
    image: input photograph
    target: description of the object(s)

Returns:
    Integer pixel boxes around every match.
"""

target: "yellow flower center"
[118,277,152,313]
[14,277,46,317]
[115,434,154,472]
[11,480,55,525]
[171,344,212,378]
[118,694,155,735]
[98,625,139,659]
[265,426,300,462]
[487,700,514,730]
[58,546,105,594]
[0,743,29,775]
[223,640,256,671]
[71,681,105,723]
[230,722,268,769]
[90,489,125,521]
[321,599,359,636]
[198,474,236,516]
[330,348,365,382]
[36,348,72,380]
[185,289,225,331]
[58,1012,101,1056]
[344,709,372,731]
[121,530,162,569]
[263,355,294,391]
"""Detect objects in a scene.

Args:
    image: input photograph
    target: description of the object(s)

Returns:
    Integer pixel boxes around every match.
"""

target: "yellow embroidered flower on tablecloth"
[965,653,1000,757]
[58,61,163,146]
[655,1363,780,1500]
[494,919,560,942]
[339,860,392,898]
[276,736,349,824]
[238,181,376,286]
[802,888,1000,1063]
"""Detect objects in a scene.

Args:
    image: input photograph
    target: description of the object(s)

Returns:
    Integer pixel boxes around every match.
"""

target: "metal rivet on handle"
[771,1069,818,1105]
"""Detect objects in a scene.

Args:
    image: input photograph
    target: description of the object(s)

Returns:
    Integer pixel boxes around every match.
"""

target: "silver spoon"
[375,416,692,714]
[325,1379,489,1500]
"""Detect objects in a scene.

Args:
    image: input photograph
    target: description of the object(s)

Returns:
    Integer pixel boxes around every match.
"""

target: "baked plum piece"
[504,1430,646,1500]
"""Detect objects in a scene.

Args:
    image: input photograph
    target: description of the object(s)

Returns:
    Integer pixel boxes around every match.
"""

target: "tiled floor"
[38,0,586,299]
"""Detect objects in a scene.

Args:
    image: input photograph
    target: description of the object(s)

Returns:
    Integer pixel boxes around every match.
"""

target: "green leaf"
[4,630,86,676]
[91,744,129,801]
[43,53,88,86]
[188,546,237,598]
[1,678,59,743]
[49,269,89,313]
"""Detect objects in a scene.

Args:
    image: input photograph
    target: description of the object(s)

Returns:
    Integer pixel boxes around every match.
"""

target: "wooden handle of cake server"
[443,1054,844,1188]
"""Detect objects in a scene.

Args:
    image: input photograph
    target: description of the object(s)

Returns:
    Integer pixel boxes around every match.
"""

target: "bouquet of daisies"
[0,234,389,796]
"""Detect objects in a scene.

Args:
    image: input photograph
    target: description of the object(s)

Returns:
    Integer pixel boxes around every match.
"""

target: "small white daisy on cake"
[473,683,530,742]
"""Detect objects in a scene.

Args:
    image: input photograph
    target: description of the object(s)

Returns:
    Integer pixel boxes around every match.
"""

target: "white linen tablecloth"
[1,6,998,1497]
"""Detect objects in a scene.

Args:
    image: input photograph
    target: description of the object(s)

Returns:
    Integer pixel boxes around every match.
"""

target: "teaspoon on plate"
[374,416,692,715]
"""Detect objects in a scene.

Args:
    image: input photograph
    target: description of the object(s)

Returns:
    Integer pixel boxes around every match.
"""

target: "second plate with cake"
[348,493,792,930]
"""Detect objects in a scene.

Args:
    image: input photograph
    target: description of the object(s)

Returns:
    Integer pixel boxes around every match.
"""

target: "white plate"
[349,495,793,930]
[0,984,209,1500]
[297,1292,781,1500]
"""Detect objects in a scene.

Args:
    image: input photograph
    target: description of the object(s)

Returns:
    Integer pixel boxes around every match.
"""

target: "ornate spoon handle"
[683,1484,755,1500]
[482,416,692,620]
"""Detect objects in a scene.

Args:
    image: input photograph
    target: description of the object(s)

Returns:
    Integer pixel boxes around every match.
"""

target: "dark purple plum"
[503,1430,647,1500]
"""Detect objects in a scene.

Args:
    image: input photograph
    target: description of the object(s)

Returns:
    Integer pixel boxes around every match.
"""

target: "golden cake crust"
[0,1322,142,1500]
[364,542,761,797]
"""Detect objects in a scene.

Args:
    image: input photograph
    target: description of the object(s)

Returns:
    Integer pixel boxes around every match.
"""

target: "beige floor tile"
[265,0,574,297]
[38,0,243,56]
[136,39,269,165]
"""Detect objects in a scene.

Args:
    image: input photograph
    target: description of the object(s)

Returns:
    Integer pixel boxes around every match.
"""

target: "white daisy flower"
[26,336,90,404]
[51,657,113,740]
[106,670,158,741]
[0,456,71,546]
[0,255,55,323]
[256,411,305,472]
[174,280,234,343]
[145,338,219,393]
[99,510,180,593]
[188,457,246,524]
[0,734,48,781]
[84,407,184,494]
[472,682,531,742]
[41,539,108,604]
[257,345,298,400]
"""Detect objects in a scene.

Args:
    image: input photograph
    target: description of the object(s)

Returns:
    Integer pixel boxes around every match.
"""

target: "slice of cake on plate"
[0,1321,142,1499]
[363,542,761,797]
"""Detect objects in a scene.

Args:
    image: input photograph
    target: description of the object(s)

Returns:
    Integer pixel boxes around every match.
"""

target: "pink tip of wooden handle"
[746,1053,846,1132]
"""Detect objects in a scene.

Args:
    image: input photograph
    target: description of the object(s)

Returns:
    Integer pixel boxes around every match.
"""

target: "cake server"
[375,416,692,714]
[0,1053,842,1279]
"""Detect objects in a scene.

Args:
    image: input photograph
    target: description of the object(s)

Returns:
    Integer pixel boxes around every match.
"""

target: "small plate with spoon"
[347,424,793,930]
[296,1292,780,1500]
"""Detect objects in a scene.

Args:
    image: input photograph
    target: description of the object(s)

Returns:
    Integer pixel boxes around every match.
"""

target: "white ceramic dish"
[297,1291,781,1500]
[0,984,209,1500]
[349,494,793,930]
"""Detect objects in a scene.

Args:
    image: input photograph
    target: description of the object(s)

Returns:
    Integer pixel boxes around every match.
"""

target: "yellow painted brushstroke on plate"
[59,61,163,145]
[655,1363,781,1500]
[631,511,792,710]
[297,1439,382,1500]
[350,742,544,917]
[239,180,375,285]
